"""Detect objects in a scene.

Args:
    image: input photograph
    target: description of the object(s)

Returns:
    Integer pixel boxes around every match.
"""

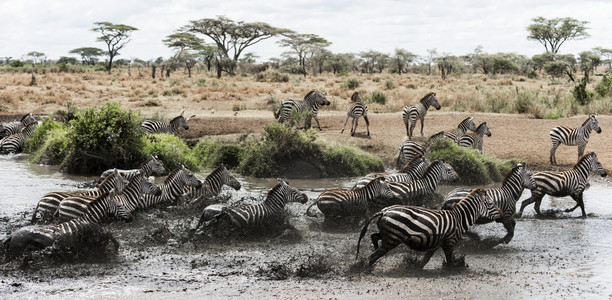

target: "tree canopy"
[278,33,330,76]
[527,17,589,54]
[92,22,138,73]
[69,47,104,65]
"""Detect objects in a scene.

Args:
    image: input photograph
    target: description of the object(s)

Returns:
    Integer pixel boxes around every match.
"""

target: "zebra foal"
[457,122,491,152]
[274,90,331,130]
[356,189,501,268]
[402,92,441,140]
[443,116,477,142]
[549,114,601,165]
[341,92,370,136]
[141,109,195,134]
[0,121,38,154]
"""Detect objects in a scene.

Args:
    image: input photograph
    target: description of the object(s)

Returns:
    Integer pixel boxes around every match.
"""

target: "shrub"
[595,75,612,97]
[141,133,199,172]
[572,78,594,106]
[192,138,241,168]
[24,118,70,165]
[385,80,394,89]
[368,91,386,105]
[319,142,384,177]
[343,78,359,89]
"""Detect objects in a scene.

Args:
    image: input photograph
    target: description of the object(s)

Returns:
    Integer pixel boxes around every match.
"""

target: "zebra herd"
[1,92,609,272]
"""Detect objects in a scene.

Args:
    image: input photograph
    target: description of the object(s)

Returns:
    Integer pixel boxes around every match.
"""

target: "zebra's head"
[180,164,204,189]
[471,189,502,221]
[220,165,242,191]
[423,92,441,110]
[589,115,602,134]
[586,152,607,177]
[307,90,331,107]
[105,190,133,222]
[517,162,537,190]
[134,171,162,196]
[350,92,362,102]
[99,169,130,194]
[438,160,459,181]
[369,177,393,200]
[149,155,167,176]
[462,116,477,132]
[477,122,491,137]
[276,178,308,204]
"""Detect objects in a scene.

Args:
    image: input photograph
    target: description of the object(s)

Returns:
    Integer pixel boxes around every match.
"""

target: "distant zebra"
[517,152,607,218]
[31,169,129,224]
[3,190,130,262]
[549,115,601,165]
[457,122,491,152]
[196,178,308,231]
[441,162,536,244]
[141,109,195,134]
[57,172,161,220]
[274,90,331,130]
[182,165,242,202]
[306,177,393,221]
[443,116,477,142]
[98,155,166,184]
[387,159,458,205]
[353,155,431,189]
[356,189,501,268]
[402,92,441,140]
[0,121,38,154]
[396,131,446,167]
[139,164,203,210]
[0,113,37,138]
[341,92,370,136]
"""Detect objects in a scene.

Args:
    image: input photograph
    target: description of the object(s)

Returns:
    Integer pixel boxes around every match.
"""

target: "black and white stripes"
[549,115,601,165]
[0,121,38,154]
[274,90,331,130]
[402,92,441,139]
[141,109,195,134]
[341,92,370,136]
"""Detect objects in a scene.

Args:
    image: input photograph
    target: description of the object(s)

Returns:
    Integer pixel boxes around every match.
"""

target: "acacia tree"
[92,22,138,73]
[198,44,220,72]
[184,16,292,78]
[25,51,46,64]
[578,51,601,82]
[527,17,589,54]
[69,47,104,65]
[593,47,612,70]
[393,48,416,75]
[163,32,204,77]
[278,33,330,76]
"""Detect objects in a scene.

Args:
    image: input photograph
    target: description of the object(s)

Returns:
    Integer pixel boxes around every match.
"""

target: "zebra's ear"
[180,109,185,116]
[186,115,196,121]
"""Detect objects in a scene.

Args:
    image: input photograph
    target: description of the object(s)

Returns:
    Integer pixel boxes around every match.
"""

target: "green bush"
[141,133,199,171]
[345,78,359,89]
[24,118,70,165]
[192,138,241,168]
[426,139,519,185]
[319,142,384,177]
[368,91,386,105]
[62,102,147,174]
[572,78,594,105]
[595,75,612,97]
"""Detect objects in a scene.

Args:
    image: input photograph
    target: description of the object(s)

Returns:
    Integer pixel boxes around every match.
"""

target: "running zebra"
[141,109,195,134]
[549,115,601,165]
[274,90,331,130]
[341,92,370,136]
[306,177,393,221]
[57,172,161,221]
[356,189,501,268]
[402,92,441,140]
[517,152,607,218]
[31,169,129,224]
[196,178,308,231]
[0,113,37,138]
[396,131,446,167]
[182,165,242,202]
[0,121,38,154]
[441,162,536,244]
[353,155,431,189]
[387,159,458,205]
[138,164,203,210]
[443,116,477,142]
[457,122,491,152]
[98,155,166,184]
[3,190,130,262]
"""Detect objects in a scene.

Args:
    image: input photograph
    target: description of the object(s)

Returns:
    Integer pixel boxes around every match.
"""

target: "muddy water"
[1,156,612,299]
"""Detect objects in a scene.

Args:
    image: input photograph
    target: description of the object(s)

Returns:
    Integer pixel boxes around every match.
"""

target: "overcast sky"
[1,0,610,62]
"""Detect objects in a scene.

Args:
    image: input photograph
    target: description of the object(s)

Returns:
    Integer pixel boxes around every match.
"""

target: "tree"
[593,47,612,70]
[436,54,462,80]
[425,48,439,75]
[527,17,589,54]
[578,51,601,82]
[198,44,220,72]
[278,33,330,76]
[69,47,104,65]
[184,16,292,78]
[92,22,138,73]
[393,48,416,75]
[163,32,204,77]
[328,53,355,74]
[57,56,78,65]
[25,51,46,64]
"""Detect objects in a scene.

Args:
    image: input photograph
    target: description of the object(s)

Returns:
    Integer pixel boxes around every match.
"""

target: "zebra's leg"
[516,196,537,218]
[352,117,359,136]
[409,119,417,139]
[404,117,411,138]
[368,237,400,266]
[550,141,560,165]
[341,115,351,133]
[313,114,322,130]
[442,241,464,267]
[500,215,516,244]
[577,144,586,161]
[418,249,437,269]
[364,115,370,136]
[567,193,587,217]
[419,117,425,137]
[370,232,381,249]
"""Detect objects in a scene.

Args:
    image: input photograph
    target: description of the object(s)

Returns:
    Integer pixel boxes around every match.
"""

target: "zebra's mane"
[476,122,487,131]
[350,92,361,102]
[266,182,286,199]
[20,113,33,123]
[304,90,317,99]
[422,159,445,175]
[170,115,185,123]
[453,188,485,208]
[581,115,595,127]
[83,190,112,211]
[573,152,595,168]
[98,171,118,188]
[419,92,435,102]
[163,167,182,184]
[459,116,472,126]
[400,154,424,172]
[501,164,521,187]
[206,165,226,178]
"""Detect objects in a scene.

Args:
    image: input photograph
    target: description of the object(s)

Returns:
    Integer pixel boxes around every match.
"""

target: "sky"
[0,0,610,63]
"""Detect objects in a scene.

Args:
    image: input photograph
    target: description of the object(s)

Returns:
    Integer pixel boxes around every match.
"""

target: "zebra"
[441,162,536,244]
[443,116,477,142]
[274,90,331,130]
[356,189,501,268]
[98,155,166,184]
[306,177,393,221]
[138,164,203,210]
[196,178,308,231]
[3,189,130,262]
[141,109,195,134]
[182,165,242,203]
[387,159,458,205]
[516,152,607,218]
[57,172,161,221]
[353,155,431,189]
[549,115,601,165]
[396,131,446,167]
[0,113,37,138]
[402,92,441,140]
[0,121,38,154]
[341,92,370,136]
[457,122,491,152]
[31,169,129,224]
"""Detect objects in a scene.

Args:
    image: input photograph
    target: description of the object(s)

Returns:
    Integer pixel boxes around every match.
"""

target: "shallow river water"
[1,154,612,299]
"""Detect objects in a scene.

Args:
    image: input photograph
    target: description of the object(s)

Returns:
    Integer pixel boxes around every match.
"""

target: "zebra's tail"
[395,146,404,168]
[306,201,319,218]
[30,205,40,224]
[356,211,383,259]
